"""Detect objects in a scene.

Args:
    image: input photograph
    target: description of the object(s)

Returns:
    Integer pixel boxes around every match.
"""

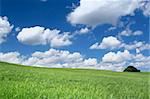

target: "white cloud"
[78,27,90,35]
[129,54,150,69]
[67,0,141,27]
[23,49,99,69]
[143,1,150,16]
[136,48,140,54]
[17,26,72,48]
[97,62,126,72]
[0,49,97,69]
[90,35,150,53]
[101,49,150,70]
[83,58,97,66]
[0,49,149,71]
[0,49,95,68]
[73,27,90,36]
[102,50,132,63]
[15,27,21,32]
[108,27,117,31]
[0,52,22,64]
[140,0,150,16]
[121,41,150,52]
[133,31,143,35]
[50,32,72,47]
[0,16,13,44]
[17,26,47,45]
[30,49,83,64]
[119,29,143,36]
[90,36,121,49]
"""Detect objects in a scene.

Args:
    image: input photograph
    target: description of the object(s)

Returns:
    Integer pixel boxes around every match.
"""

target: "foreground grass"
[0,62,149,99]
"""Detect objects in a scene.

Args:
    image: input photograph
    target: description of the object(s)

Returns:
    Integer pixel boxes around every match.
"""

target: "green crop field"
[0,62,149,99]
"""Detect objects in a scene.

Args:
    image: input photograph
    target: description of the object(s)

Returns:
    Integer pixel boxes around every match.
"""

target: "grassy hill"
[0,62,149,99]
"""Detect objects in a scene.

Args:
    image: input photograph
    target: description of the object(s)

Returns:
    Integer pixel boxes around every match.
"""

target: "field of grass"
[0,62,149,99]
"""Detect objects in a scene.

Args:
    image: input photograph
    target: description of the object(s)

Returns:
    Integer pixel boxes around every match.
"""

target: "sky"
[0,0,150,71]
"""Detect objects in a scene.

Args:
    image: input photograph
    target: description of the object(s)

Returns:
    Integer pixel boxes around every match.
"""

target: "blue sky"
[0,0,149,71]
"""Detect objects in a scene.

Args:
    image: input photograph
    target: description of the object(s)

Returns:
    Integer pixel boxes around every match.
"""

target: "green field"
[0,62,149,99]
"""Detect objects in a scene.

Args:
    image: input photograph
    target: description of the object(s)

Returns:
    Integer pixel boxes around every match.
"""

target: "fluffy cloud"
[102,50,132,63]
[0,16,13,44]
[19,49,97,69]
[0,49,96,68]
[0,52,22,64]
[0,49,149,71]
[140,0,150,16]
[73,27,90,36]
[121,41,150,52]
[119,29,143,36]
[67,0,141,27]
[90,36,121,49]
[15,27,21,32]
[90,35,150,53]
[28,49,83,65]
[32,49,149,70]
[143,1,150,16]
[83,58,97,66]
[97,62,126,72]
[101,50,150,70]
[17,26,72,47]
[78,27,90,35]
[129,54,150,70]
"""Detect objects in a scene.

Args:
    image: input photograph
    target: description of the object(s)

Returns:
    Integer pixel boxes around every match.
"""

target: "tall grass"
[0,62,149,99]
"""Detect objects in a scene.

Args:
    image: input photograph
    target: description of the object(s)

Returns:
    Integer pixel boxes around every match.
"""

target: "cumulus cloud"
[90,35,150,53]
[121,41,150,52]
[28,49,83,65]
[67,0,141,27]
[17,26,72,48]
[97,62,126,72]
[143,1,150,16]
[0,52,22,64]
[83,58,97,66]
[72,27,90,36]
[0,49,96,68]
[102,50,132,63]
[23,49,98,69]
[0,16,13,44]
[0,49,149,71]
[129,54,150,70]
[140,0,150,16]
[78,27,90,35]
[108,27,117,31]
[119,29,143,36]
[15,27,21,32]
[101,50,150,70]
[90,36,121,49]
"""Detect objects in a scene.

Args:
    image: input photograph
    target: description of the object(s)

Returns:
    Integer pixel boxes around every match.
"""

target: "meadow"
[0,62,149,99]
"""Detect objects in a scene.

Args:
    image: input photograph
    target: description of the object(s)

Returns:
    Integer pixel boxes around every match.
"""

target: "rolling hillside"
[0,62,149,99]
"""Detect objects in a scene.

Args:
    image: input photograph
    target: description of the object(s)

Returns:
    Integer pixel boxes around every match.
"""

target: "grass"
[0,62,149,99]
